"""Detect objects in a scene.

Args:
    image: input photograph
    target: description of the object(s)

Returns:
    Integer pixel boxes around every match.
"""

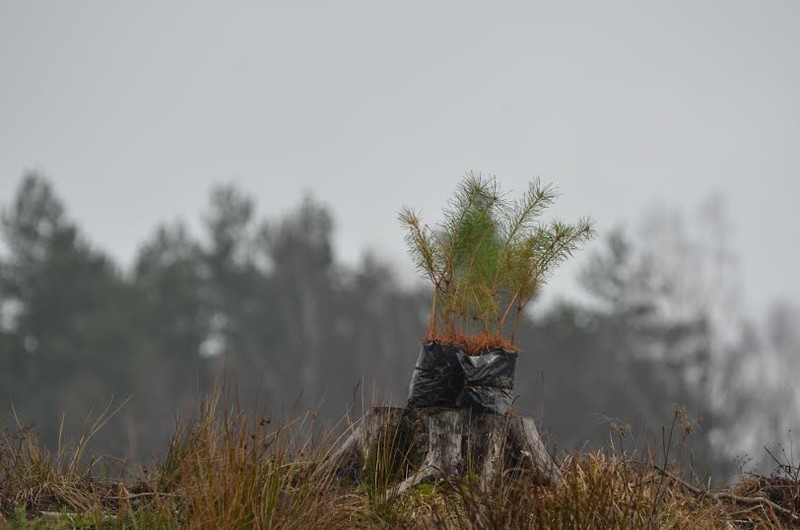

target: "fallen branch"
[654,465,799,522]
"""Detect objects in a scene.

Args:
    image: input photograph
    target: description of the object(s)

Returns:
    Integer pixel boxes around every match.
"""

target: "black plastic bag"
[457,349,518,414]
[407,342,465,408]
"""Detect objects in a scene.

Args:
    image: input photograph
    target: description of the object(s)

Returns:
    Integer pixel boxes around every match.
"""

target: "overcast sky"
[1,2,798,319]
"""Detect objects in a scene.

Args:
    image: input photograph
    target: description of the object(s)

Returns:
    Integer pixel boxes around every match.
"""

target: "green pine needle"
[399,172,595,351]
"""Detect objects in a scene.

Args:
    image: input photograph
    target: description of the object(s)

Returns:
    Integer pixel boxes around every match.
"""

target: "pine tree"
[399,172,594,353]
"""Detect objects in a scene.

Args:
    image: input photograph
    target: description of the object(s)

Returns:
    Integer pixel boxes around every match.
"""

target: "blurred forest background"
[1,173,798,483]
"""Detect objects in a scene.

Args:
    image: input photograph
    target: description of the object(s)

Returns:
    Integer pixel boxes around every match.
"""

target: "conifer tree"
[399,172,594,353]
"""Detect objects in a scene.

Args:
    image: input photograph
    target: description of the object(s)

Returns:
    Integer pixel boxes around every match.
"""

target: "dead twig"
[654,464,800,522]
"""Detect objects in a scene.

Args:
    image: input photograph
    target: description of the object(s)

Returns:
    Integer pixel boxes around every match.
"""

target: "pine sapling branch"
[400,173,594,354]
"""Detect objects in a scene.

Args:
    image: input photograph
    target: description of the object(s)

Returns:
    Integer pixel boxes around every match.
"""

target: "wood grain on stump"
[325,406,563,494]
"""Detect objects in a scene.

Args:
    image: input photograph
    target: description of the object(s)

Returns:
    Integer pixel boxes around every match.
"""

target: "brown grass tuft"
[2,389,799,528]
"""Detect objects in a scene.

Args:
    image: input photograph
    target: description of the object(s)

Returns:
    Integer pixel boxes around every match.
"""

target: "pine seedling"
[399,172,594,354]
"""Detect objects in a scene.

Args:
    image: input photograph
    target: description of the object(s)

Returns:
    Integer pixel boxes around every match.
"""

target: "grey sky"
[1,2,798,319]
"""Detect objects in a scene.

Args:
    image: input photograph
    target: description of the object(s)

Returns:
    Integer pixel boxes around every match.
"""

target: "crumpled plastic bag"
[407,342,464,408]
[457,348,518,414]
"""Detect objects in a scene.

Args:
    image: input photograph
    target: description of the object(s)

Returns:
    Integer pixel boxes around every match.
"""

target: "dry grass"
[429,454,739,529]
[1,392,798,529]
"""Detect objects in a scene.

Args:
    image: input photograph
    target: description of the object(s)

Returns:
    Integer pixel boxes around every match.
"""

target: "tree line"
[0,173,796,482]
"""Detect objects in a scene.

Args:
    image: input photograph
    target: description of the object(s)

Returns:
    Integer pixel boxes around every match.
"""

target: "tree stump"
[325,406,563,494]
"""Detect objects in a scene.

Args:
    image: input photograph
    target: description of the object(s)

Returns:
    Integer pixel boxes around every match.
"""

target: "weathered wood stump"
[325,406,563,494]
